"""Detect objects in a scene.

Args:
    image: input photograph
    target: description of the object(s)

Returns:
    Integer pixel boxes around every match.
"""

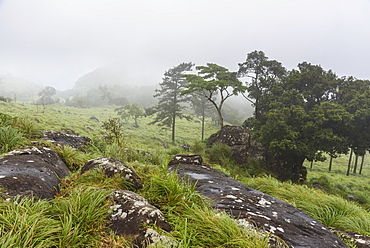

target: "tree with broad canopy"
[182,63,246,129]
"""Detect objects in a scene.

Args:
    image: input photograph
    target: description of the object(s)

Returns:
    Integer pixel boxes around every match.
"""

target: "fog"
[1,0,370,90]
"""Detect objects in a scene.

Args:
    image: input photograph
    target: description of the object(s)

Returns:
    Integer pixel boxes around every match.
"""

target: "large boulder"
[0,146,70,199]
[168,155,348,248]
[42,130,91,151]
[207,125,266,165]
[109,190,173,248]
[81,157,143,190]
[207,125,307,182]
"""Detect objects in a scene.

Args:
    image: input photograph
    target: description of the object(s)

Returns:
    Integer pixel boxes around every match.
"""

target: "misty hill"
[59,63,158,108]
[0,74,44,103]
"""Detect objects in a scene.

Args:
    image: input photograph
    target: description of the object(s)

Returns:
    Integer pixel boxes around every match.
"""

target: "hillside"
[0,102,369,247]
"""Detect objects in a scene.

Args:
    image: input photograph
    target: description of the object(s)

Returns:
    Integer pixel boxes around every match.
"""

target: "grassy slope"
[1,102,370,247]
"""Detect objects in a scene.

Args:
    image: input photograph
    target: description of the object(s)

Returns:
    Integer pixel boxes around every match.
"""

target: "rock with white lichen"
[0,146,70,199]
[41,130,92,151]
[81,157,142,190]
[108,190,173,248]
[168,154,348,248]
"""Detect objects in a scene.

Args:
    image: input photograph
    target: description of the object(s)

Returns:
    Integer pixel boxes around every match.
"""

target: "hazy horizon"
[1,0,370,91]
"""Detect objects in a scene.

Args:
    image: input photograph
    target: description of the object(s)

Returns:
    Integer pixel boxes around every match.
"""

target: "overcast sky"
[1,0,370,90]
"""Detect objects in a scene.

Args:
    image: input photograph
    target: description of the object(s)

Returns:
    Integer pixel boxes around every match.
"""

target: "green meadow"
[0,101,369,247]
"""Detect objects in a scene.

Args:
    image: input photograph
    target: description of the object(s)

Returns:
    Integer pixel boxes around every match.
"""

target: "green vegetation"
[0,101,369,247]
[182,63,247,129]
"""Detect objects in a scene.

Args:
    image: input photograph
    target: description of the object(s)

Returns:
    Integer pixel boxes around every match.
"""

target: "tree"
[150,62,194,142]
[251,63,351,182]
[182,63,246,129]
[37,86,57,109]
[189,90,214,139]
[238,50,286,120]
[115,104,145,127]
[334,77,370,174]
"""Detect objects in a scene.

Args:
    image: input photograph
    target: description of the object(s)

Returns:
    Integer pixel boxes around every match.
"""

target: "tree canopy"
[182,63,246,129]
[244,60,367,181]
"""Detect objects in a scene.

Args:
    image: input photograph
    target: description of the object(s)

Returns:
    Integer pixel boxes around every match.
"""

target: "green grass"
[1,101,370,247]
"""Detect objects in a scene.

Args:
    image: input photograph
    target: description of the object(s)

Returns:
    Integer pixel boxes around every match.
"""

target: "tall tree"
[251,63,351,182]
[182,63,246,129]
[238,50,286,120]
[150,62,194,142]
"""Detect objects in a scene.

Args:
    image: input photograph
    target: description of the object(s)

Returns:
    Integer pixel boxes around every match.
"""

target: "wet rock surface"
[329,228,370,248]
[42,130,91,151]
[168,155,348,248]
[109,190,172,248]
[0,146,70,199]
[81,157,143,190]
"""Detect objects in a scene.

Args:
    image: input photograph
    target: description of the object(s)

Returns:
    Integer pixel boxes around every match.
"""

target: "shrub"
[101,118,125,146]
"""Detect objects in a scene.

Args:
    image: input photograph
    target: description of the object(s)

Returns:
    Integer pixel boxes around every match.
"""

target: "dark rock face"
[81,157,142,190]
[42,130,91,151]
[329,228,370,248]
[109,190,172,248]
[0,146,70,199]
[168,155,348,248]
[207,125,307,182]
[206,125,268,165]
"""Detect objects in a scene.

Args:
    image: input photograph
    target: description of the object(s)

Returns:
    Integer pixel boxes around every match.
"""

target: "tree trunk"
[172,111,176,142]
[217,107,224,129]
[346,149,353,176]
[310,160,313,171]
[328,156,333,171]
[353,154,359,174]
[359,155,365,175]
[172,83,177,142]
[201,111,205,140]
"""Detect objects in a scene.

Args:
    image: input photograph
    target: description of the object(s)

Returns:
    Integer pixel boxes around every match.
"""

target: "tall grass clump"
[0,113,42,154]
[207,142,233,165]
[67,168,135,191]
[140,171,207,212]
[11,116,42,138]
[51,187,112,247]
[51,144,90,171]
[190,139,206,156]
[165,204,284,248]
[0,197,61,248]
[0,126,28,154]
